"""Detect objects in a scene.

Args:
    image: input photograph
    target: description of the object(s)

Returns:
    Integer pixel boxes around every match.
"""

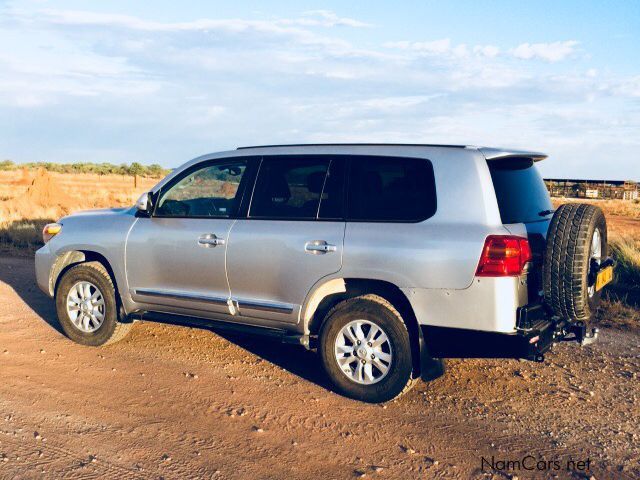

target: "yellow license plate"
[595,266,614,292]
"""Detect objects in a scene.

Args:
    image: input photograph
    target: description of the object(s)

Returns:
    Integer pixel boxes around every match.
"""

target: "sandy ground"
[0,257,638,480]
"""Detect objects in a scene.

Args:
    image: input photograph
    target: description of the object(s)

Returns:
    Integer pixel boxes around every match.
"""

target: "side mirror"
[135,192,153,215]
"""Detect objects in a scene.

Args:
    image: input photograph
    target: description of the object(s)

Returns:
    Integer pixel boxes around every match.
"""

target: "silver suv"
[35,144,614,402]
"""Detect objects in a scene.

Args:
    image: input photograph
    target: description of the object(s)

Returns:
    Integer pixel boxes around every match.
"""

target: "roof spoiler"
[479,147,548,162]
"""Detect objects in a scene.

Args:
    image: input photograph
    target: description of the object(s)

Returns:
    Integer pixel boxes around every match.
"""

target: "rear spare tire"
[543,203,607,321]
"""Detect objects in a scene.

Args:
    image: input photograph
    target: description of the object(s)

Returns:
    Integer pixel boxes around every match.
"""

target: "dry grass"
[0,169,156,255]
[610,236,640,289]
[552,197,640,219]
[595,295,640,329]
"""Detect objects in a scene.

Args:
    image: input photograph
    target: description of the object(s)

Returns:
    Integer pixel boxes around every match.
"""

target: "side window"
[155,160,247,217]
[347,156,436,222]
[249,156,331,219]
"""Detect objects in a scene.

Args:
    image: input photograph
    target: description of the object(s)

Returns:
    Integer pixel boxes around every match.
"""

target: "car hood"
[61,207,135,221]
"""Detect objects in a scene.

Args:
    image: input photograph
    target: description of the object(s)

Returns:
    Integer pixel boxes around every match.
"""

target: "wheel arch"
[51,250,121,301]
[305,278,423,377]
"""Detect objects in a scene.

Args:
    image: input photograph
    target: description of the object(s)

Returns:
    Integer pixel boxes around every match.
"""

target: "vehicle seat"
[253,172,292,217]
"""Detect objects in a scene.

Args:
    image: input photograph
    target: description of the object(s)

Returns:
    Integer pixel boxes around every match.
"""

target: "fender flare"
[300,278,346,334]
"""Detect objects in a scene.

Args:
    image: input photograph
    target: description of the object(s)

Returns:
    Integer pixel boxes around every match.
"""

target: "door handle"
[304,240,337,254]
[198,234,225,248]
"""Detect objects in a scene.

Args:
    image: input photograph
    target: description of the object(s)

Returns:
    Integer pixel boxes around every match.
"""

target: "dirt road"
[0,257,638,479]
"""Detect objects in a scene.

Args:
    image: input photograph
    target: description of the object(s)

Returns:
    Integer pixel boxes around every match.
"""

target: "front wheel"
[319,294,415,403]
[55,262,132,346]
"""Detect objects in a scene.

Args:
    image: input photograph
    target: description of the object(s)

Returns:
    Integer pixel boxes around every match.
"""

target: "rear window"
[347,156,437,222]
[488,158,552,224]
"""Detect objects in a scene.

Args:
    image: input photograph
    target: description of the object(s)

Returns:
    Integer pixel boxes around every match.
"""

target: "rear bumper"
[421,322,556,362]
[419,302,598,366]
[402,275,528,334]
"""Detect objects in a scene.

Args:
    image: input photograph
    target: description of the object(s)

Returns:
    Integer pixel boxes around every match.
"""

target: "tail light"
[42,223,62,243]
[476,235,532,277]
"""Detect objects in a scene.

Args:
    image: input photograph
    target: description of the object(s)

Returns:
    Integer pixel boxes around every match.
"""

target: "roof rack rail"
[236,143,468,150]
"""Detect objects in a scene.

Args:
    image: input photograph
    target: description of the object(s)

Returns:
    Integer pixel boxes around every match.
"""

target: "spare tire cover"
[543,203,607,321]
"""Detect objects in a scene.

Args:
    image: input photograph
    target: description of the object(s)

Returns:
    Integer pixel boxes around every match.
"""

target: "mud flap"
[417,323,446,381]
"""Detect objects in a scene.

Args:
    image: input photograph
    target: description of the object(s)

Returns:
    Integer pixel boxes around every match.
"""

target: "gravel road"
[0,256,638,479]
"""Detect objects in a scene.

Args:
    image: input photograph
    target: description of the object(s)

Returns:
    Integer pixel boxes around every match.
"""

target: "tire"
[319,294,415,403]
[543,203,608,321]
[55,262,132,346]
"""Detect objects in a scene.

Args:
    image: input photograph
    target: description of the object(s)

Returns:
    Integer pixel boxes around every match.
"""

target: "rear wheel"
[543,203,607,321]
[55,262,132,346]
[319,294,415,403]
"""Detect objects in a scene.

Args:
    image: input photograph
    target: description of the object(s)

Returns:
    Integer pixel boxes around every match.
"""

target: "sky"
[0,0,638,179]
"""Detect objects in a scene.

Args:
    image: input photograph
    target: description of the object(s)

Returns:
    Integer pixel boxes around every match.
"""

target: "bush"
[0,160,15,170]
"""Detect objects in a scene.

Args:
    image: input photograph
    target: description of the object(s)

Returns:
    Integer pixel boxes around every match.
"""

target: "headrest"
[307,171,326,194]
[266,173,291,203]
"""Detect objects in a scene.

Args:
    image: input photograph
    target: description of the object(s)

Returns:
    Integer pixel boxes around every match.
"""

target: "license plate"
[595,266,614,292]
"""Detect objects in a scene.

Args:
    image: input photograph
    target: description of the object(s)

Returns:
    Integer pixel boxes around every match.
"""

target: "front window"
[155,160,247,217]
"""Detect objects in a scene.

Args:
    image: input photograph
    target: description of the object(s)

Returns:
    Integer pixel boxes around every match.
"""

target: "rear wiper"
[539,209,555,217]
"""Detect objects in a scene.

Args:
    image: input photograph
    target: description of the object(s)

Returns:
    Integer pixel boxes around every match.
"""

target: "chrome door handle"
[305,240,337,254]
[198,234,225,248]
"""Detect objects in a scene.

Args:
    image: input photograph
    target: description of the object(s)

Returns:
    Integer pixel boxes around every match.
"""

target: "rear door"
[226,155,346,325]
[487,157,554,300]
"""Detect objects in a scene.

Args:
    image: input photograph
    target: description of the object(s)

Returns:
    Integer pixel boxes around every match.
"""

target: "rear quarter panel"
[342,148,508,290]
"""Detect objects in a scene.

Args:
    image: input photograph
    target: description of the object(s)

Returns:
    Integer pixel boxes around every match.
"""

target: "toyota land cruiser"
[35,144,614,402]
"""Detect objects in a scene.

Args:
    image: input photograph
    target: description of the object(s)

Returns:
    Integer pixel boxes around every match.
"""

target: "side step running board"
[136,311,311,348]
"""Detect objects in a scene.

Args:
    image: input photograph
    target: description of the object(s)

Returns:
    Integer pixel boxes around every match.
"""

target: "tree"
[128,162,144,177]
[147,163,164,178]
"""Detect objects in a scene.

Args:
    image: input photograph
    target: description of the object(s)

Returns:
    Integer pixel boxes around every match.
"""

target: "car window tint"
[250,156,330,219]
[155,160,247,217]
[347,156,437,222]
[488,158,553,224]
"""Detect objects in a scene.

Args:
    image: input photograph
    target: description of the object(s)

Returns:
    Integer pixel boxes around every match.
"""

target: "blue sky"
[1,0,638,178]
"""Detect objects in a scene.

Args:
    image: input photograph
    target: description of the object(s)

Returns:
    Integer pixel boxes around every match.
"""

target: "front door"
[226,155,346,324]
[126,157,252,318]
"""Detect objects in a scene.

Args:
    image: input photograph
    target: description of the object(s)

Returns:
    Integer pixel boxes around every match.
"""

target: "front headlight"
[42,223,62,243]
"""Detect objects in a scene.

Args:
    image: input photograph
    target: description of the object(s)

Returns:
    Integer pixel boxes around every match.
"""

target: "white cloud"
[0,6,638,178]
[510,40,579,62]
[34,8,368,33]
[384,39,453,55]
[609,76,640,97]
[385,39,501,59]
[473,45,500,58]
[386,38,580,62]
[299,10,372,28]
